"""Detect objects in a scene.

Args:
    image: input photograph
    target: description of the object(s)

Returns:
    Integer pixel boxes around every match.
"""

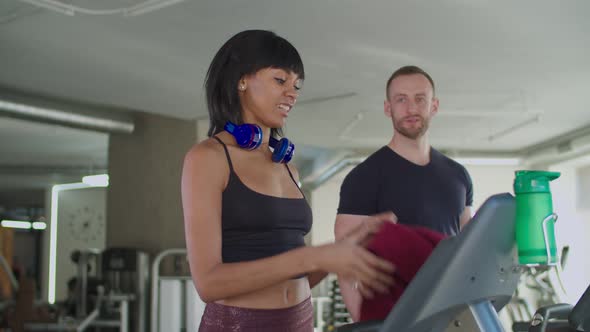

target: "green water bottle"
[514,170,560,266]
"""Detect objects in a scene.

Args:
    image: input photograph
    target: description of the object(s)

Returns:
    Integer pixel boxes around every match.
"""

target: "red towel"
[359,222,446,321]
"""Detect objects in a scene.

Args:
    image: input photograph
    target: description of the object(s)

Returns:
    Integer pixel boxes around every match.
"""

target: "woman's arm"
[334,212,398,321]
[334,214,366,321]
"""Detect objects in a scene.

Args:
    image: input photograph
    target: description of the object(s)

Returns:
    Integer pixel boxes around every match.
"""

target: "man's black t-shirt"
[337,146,473,236]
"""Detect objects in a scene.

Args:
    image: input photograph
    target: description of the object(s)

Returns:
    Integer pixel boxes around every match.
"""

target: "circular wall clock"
[65,205,104,242]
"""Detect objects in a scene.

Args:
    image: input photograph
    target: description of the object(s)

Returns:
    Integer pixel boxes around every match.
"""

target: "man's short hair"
[386,65,436,99]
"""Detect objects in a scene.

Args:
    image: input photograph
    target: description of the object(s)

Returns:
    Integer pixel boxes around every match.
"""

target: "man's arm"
[459,206,472,230]
[460,164,474,231]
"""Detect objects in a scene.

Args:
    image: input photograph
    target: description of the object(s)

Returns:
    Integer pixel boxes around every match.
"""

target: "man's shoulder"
[431,148,471,182]
[432,148,466,170]
[346,146,389,176]
[337,147,389,215]
[339,147,388,187]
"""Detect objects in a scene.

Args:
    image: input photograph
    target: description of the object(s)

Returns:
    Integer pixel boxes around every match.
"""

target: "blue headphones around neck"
[223,121,294,164]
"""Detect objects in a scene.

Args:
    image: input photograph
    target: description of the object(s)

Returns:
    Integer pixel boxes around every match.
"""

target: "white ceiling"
[1,0,589,190]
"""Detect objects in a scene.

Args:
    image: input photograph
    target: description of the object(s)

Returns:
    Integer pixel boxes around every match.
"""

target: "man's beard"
[393,116,430,139]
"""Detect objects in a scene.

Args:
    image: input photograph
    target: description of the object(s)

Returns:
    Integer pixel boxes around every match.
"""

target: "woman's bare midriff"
[215,277,310,309]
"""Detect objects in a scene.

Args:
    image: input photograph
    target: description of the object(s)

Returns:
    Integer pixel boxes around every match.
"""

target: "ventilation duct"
[521,125,590,168]
[302,156,365,191]
[0,89,134,134]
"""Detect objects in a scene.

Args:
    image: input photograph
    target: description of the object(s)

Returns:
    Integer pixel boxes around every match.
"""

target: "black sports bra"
[213,136,313,264]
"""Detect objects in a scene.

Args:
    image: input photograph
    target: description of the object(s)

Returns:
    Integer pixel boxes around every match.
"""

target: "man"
[334,65,473,321]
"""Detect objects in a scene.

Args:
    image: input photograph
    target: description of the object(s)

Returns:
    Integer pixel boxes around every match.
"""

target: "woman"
[181,30,394,331]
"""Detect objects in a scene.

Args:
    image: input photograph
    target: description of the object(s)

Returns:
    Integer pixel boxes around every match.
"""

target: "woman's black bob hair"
[205,30,305,138]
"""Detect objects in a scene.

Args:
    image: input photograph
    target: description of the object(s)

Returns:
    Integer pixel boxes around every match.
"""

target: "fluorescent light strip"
[82,174,109,187]
[47,175,110,303]
[1,220,32,229]
[0,220,48,230]
[48,182,90,304]
[33,222,47,230]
